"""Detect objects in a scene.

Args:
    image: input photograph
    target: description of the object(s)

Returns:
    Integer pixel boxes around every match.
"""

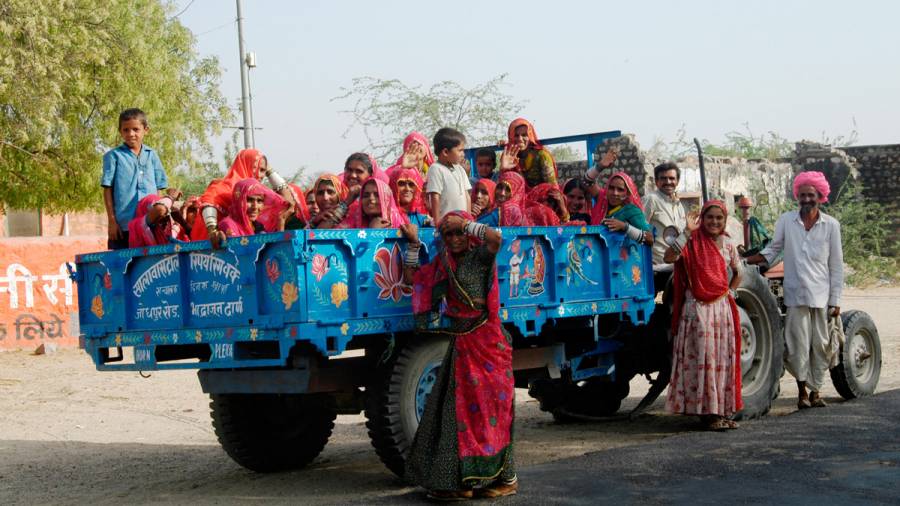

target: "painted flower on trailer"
[91,295,104,319]
[281,281,299,310]
[374,244,413,302]
[265,258,281,283]
[312,254,330,281]
[331,282,348,308]
[631,265,642,285]
[103,272,112,290]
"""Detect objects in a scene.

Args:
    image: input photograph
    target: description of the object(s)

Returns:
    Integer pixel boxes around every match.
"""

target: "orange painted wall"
[0,236,106,350]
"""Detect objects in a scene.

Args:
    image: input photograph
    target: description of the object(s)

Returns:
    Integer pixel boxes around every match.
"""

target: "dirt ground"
[0,287,897,505]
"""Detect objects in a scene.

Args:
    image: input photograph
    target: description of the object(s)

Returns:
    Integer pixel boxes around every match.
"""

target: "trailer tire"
[210,393,335,473]
[830,310,881,399]
[733,267,784,420]
[365,337,449,477]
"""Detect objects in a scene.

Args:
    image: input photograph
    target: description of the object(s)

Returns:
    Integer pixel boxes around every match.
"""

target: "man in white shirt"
[643,162,686,294]
[747,171,843,410]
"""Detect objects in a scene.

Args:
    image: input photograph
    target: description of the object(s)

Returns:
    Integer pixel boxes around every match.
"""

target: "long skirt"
[405,326,515,491]
[666,291,739,417]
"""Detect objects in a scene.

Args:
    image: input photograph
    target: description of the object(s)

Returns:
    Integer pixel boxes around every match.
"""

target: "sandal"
[809,391,827,408]
[477,479,518,498]
[724,419,739,430]
[426,489,473,502]
[703,416,729,431]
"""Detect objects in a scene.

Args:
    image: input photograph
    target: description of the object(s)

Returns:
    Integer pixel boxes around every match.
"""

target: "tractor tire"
[365,337,449,477]
[209,393,335,473]
[734,266,784,420]
[830,310,881,399]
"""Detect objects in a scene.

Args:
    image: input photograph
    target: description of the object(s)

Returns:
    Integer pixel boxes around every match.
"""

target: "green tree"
[332,74,524,161]
[0,0,232,212]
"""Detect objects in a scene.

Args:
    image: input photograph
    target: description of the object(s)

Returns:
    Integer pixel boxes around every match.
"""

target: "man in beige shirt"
[642,162,686,294]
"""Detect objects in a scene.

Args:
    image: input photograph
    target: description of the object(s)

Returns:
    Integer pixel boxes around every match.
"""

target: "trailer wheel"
[210,393,335,472]
[734,267,784,420]
[365,337,449,477]
[830,310,881,399]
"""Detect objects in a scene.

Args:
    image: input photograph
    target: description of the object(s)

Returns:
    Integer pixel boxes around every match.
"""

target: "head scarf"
[792,171,830,203]
[670,199,743,411]
[507,118,546,151]
[526,183,568,226]
[386,132,435,178]
[128,195,176,248]
[218,178,290,237]
[350,177,410,228]
[590,172,644,225]
[176,196,201,241]
[389,167,428,215]
[288,183,311,225]
[472,178,497,216]
[312,174,349,212]
[496,170,529,226]
[412,210,500,329]
[191,149,266,240]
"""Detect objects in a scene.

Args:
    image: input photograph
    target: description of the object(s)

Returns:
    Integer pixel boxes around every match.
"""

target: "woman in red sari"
[217,178,290,238]
[664,200,743,430]
[525,183,570,226]
[128,192,181,248]
[491,171,529,227]
[385,131,436,179]
[470,178,497,225]
[401,212,517,500]
[347,177,410,228]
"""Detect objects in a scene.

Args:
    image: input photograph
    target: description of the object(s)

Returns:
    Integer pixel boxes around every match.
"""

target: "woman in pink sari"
[401,212,516,500]
[349,177,409,228]
[491,171,529,226]
[385,132,435,179]
[217,178,290,238]
[525,183,569,226]
[665,200,743,430]
[389,167,432,228]
[128,193,181,248]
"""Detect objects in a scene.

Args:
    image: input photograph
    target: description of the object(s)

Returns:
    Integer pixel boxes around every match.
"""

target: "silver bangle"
[464,220,488,240]
[585,166,600,181]
[404,245,420,266]
[267,170,287,191]
[201,206,218,229]
[625,224,643,241]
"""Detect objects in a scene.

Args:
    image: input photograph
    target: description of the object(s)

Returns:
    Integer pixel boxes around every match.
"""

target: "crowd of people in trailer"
[102,108,843,500]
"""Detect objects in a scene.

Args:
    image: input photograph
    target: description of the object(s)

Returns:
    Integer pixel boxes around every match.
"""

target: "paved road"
[508,389,900,505]
[365,390,900,504]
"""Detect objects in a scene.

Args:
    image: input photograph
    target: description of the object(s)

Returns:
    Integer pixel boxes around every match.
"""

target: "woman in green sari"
[400,213,517,501]
[590,172,653,245]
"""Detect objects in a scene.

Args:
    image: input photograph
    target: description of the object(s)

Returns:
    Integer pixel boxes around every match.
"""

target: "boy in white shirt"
[426,127,471,222]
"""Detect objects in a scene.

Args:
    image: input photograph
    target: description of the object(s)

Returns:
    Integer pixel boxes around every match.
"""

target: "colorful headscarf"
[590,172,644,225]
[792,170,831,203]
[176,196,201,241]
[526,183,569,226]
[349,177,410,228]
[670,199,743,411]
[386,132,435,178]
[287,183,311,225]
[129,195,176,248]
[313,173,349,212]
[389,167,428,215]
[472,178,497,216]
[496,170,529,226]
[218,178,290,237]
[191,149,266,240]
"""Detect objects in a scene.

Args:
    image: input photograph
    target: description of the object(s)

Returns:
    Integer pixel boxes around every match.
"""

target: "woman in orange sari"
[191,149,295,247]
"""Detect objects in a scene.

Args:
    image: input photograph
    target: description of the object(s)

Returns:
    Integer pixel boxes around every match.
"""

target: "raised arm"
[663,211,699,263]
[400,223,421,285]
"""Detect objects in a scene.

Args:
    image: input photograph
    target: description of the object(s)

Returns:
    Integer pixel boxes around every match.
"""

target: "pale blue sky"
[175,0,899,177]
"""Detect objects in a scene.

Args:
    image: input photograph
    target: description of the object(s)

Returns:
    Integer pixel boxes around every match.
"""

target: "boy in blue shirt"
[101,108,169,249]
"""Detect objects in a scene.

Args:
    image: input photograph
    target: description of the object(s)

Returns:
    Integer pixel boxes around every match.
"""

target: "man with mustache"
[747,171,844,410]
[643,162,687,294]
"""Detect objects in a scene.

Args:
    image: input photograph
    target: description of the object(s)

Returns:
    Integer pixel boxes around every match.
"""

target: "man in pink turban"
[747,171,843,410]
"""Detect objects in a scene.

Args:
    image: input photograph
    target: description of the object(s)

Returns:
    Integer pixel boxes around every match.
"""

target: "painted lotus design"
[331,282,348,308]
[374,244,413,302]
[91,294,104,319]
[312,254,330,282]
[266,258,281,283]
[281,281,299,310]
